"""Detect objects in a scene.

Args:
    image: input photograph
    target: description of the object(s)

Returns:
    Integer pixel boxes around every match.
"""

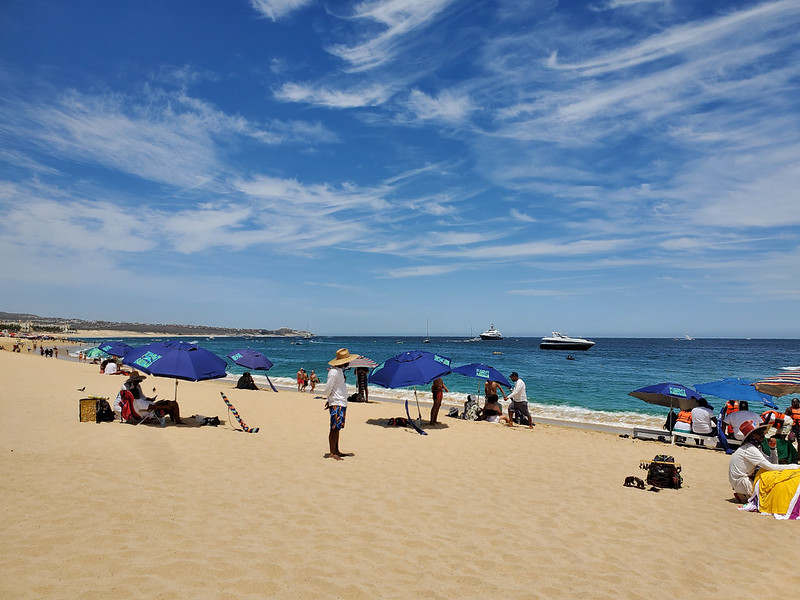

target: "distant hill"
[0,311,311,337]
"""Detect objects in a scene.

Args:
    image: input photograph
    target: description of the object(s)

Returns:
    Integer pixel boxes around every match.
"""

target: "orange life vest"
[761,410,786,427]
[786,406,800,427]
[676,410,693,424]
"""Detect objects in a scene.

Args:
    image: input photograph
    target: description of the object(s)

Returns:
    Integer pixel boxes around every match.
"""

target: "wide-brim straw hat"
[329,348,358,366]
[126,370,147,384]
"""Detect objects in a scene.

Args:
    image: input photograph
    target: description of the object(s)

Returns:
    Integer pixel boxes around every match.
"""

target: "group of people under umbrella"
[320,347,530,459]
[629,374,800,515]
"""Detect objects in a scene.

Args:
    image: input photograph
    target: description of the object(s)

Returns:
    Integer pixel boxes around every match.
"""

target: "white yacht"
[539,332,595,351]
[479,323,503,340]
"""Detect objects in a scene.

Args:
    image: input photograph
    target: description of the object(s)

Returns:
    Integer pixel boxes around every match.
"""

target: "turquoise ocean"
[74,336,800,430]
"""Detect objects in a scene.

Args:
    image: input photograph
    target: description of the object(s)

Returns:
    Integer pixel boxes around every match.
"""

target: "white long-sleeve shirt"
[728,442,798,496]
[325,367,348,408]
[507,378,527,403]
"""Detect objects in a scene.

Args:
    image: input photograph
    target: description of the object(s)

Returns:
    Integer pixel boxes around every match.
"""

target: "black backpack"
[643,454,682,489]
[96,397,115,423]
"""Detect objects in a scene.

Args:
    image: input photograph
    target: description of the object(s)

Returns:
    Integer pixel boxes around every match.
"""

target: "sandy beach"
[1,348,796,599]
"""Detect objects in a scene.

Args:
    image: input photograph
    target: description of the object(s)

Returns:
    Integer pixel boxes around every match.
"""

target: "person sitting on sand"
[117,371,182,425]
[728,420,799,502]
[236,371,259,390]
[477,394,512,424]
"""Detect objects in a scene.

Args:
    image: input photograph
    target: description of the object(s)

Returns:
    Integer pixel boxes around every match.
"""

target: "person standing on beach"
[786,398,800,455]
[355,366,370,403]
[485,379,507,401]
[324,348,356,461]
[297,367,306,392]
[506,372,534,428]
[430,377,448,425]
[309,370,320,393]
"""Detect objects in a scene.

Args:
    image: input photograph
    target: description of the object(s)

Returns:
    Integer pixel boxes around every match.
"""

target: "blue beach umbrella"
[694,377,776,455]
[227,348,278,392]
[97,341,134,358]
[227,348,274,371]
[369,350,452,435]
[451,363,511,388]
[369,351,452,389]
[694,377,777,409]
[123,340,228,400]
[628,382,703,412]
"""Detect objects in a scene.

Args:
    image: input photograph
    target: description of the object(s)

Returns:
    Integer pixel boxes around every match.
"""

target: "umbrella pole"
[670,400,675,445]
[175,379,179,402]
[414,387,423,425]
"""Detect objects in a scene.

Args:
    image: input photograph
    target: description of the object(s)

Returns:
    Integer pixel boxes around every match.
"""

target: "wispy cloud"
[383,264,460,278]
[0,86,340,190]
[275,82,394,108]
[250,0,314,21]
[403,89,474,124]
[327,0,458,71]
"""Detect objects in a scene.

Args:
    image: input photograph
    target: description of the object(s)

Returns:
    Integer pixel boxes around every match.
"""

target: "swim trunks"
[330,405,347,430]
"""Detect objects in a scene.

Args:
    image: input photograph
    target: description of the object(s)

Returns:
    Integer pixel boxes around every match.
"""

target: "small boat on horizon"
[479,323,503,340]
[539,332,595,351]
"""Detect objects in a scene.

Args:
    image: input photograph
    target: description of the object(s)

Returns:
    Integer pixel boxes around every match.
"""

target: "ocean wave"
[249,374,661,430]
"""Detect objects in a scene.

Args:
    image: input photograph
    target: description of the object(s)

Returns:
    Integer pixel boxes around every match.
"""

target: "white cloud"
[275,82,393,108]
[327,0,458,71]
[510,208,537,223]
[384,264,459,278]
[404,89,474,123]
[250,0,314,21]
[551,0,800,77]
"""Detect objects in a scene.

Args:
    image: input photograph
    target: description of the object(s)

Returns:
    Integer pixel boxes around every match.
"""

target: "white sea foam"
[249,374,661,430]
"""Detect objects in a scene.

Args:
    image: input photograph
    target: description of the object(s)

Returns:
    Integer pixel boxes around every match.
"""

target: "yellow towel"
[754,469,800,516]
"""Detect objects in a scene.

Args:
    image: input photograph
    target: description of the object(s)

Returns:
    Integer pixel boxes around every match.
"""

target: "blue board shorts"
[330,405,347,430]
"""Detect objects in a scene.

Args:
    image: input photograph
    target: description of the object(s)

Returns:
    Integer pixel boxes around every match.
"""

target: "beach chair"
[118,391,166,427]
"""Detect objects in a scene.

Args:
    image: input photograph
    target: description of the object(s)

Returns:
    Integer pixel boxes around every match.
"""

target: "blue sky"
[1,0,798,337]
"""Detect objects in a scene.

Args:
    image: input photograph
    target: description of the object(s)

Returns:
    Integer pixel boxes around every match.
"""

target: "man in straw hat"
[115,370,183,425]
[728,420,798,502]
[324,348,357,460]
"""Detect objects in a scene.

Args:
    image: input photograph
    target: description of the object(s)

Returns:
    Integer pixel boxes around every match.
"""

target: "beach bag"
[645,454,682,489]
[461,396,480,421]
[387,417,409,427]
[95,397,115,422]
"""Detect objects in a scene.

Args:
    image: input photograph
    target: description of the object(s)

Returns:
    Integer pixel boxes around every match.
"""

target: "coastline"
[0,347,791,599]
